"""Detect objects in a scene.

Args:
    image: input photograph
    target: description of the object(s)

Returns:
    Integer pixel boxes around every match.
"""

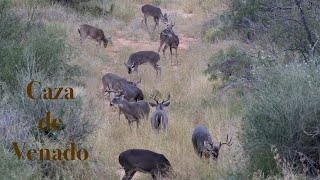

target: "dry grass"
[11,0,245,179]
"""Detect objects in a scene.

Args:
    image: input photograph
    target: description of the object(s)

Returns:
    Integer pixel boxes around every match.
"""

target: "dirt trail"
[112,34,199,52]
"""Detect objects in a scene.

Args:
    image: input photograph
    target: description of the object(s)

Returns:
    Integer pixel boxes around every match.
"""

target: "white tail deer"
[78,24,112,48]
[158,21,179,65]
[192,125,232,160]
[110,91,150,128]
[149,94,170,134]
[141,4,168,31]
[124,51,161,76]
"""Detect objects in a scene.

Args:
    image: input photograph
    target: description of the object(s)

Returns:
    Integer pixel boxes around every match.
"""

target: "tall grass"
[242,63,320,178]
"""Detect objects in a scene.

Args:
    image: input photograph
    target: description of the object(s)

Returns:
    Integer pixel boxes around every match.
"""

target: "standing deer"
[119,149,174,180]
[124,51,161,76]
[192,125,232,160]
[158,21,179,65]
[78,24,112,48]
[141,4,168,31]
[110,92,150,128]
[149,94,170,134]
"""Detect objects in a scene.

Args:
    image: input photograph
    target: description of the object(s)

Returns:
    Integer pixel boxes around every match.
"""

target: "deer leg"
[158,40,164,53]
[153,17,158,31]
[122,170,136,180]
[144,15,149,31]
[162,45,168,57]
[170,46,173,65]
[79,36,86,44]
[118,108,121,121]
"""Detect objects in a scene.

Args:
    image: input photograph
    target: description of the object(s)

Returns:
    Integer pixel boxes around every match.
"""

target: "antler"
[136,78,141,84]
[149,93,159,104]
[162,93,171,103]
[220,134,232,147]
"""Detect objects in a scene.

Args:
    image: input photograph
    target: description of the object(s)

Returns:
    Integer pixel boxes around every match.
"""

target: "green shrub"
[242,63,320,177]
[0,1,79,94]
[205,47,252,82]
[0,1,97,178]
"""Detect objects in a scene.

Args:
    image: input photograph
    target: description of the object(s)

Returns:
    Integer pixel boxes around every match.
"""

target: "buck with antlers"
[110,91,150,128]
[141,4,168,31]
[149,94,171,134]
[124,51,161,76]
[192,125,232,160]
[78,24,112,48]
[158,21,179,65]
[102,73,143,101]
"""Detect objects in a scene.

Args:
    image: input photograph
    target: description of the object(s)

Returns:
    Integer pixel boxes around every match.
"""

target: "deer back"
[192,125,214,153]
[141,4,162,18]
[79,24,106,41]
[127,51,160,66]
[119,149,172,177]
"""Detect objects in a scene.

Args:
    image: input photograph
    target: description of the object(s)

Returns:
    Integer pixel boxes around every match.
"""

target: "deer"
[141,4,168,31]
[102,73,143,101]
[78,24,112,48]
[110,91,149,128]
[149,94,170,134]
[119,149,174,180]
[192,125,232,160]
[102,73,144,121]
[124,51,161,76]
[158,21,179,65]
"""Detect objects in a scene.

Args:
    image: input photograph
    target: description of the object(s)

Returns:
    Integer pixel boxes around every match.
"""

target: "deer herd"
[78,4,232,180]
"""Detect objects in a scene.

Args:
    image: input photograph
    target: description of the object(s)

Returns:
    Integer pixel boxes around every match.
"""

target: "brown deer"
[158,21,179,65]
[141,4,168,31]
[78,24,112,48]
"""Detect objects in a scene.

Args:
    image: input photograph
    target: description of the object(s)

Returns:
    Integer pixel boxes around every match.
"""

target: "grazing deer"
[192,125,232,160]
[110,92,149,128]
[141,4,168,31]
[119,149,174,180]
[78,24,112,48]
[158,21,179,65]
[102,73,143,101]
[124,51,161,76]
[149,94,170,134]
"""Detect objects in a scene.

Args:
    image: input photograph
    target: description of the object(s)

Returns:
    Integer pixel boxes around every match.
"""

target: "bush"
[205,47,252,82]
[224,0,320,62]
[0,1,97,178]
[242,63,320,177]
[0,0,80,94]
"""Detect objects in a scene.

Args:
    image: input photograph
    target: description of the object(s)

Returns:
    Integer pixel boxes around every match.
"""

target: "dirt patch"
[112,34,199,52]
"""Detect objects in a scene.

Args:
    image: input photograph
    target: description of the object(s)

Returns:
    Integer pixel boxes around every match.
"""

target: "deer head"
[205,135,232,160]
[124,62,136,74]
[149,94,170,110]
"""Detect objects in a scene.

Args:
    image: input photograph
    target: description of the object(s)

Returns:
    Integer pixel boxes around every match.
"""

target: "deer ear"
[163,101,170,107]
[124,62,128,67]
[149,102,156,107]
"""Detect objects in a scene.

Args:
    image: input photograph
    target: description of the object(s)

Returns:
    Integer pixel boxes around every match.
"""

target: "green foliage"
[205,47,252,82]
[201,13,234,43]
[242,63,320,177]
[0,145,33,179]
[225,0,320,61]
[0,1,79,94]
